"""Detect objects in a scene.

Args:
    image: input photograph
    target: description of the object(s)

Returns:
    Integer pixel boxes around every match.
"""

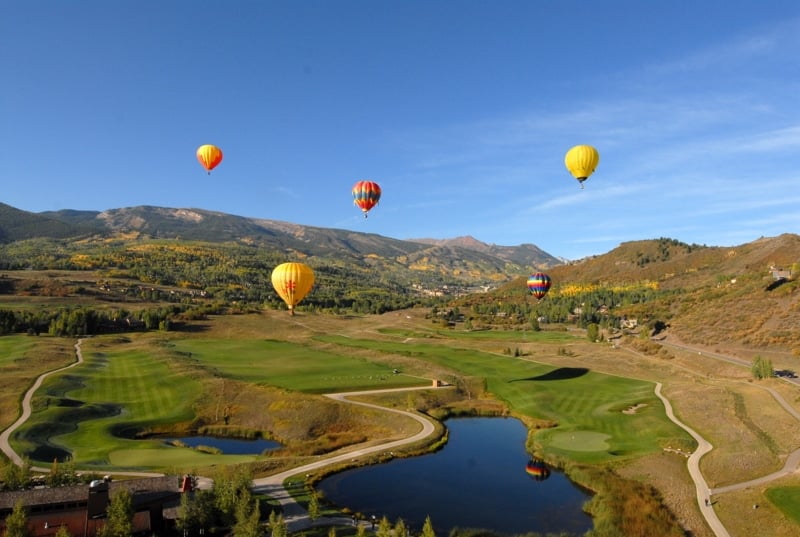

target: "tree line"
[3,461,584,537]
[455,284,673,334]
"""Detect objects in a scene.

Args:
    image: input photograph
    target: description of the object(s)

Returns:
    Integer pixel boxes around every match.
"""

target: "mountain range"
[0,202,561,280]
[0,202,797,353]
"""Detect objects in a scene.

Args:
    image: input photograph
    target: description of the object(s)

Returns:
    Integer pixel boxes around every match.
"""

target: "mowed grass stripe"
[318,335,691,463]
[172,339,429,393]
[17,340,201,466]
[377,327,577,342]
[0,336,37,365]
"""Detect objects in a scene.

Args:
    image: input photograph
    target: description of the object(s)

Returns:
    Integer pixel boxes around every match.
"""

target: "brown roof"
[0,476,179,511]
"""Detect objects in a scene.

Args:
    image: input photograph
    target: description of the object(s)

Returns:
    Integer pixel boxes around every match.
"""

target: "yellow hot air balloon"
[564,145,600,188]
[196,144,223,174]
[271,262,315,316]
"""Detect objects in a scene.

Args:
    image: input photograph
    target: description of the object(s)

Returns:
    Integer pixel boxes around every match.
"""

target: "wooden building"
[0,476,181,537]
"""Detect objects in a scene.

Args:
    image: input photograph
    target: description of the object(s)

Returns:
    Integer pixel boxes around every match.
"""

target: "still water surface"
[318,417,592,536]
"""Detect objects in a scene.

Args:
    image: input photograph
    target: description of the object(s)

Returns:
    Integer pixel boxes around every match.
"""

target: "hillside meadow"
[1,310,799,536]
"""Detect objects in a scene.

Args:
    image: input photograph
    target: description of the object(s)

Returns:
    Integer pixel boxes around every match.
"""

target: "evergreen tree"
[1,459,31,491]
[751,355,774,379]
[307,491,321,521]
[46,459,79,488]
[54,525,72,537]
[268,512,287,537]
[421,516,437,537]
[4,500,29,537]
[232,489,261,537]
[98,489,133,537]
[213,466,253,527]
[394,518,408,537]
[376,516,392,537]
[586,323,600,342]
[177,490,215,536]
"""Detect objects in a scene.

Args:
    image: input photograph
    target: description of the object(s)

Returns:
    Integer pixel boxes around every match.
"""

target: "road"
[0,339,86,468]
[652,338,800,537]
[659,339,800,388]
[708,380,800,496]
[3,336,799,536]
[0,343,439,531]
[654,382,731,537]
[0,339,165,477]
[251,386,438,531]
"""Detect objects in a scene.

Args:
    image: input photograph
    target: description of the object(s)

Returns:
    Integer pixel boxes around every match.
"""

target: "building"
[0,476,181,537]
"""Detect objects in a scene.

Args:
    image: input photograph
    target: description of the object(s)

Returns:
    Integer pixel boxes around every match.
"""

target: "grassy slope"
[2,311,799,536]
[11,328,429,469]
[13,336,205,468]
[171,338,429,393]
[316,333,688,465]
[0,336,76,431]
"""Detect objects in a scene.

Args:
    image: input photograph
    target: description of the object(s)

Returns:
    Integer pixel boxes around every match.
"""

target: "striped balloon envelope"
[352,180,382,217]
[526,272,551,300]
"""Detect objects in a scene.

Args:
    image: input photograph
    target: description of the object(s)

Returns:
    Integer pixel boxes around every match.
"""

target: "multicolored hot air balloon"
[564,145,599,188]
[352,180,382,217]
[271,262,315,316]
[525,459,551,481]
[527,272,551,300]
[197,144,223,174]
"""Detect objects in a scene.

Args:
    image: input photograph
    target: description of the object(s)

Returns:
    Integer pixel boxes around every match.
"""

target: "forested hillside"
[451,235,800,354]
[1,200,798,356]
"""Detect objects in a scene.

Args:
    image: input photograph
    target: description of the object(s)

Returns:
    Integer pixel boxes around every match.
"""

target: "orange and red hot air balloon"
[196,144,223,174]
[352,180,381,217]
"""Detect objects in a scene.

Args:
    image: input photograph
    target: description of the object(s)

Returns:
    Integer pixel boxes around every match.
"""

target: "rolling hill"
[20,204,561,276]
[1,202,797,354]
[460,235,800,354]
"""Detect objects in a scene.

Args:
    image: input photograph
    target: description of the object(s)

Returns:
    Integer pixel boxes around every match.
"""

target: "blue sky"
[3,1,800,260]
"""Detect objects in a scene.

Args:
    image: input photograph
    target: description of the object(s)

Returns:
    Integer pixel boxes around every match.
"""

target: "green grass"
[317,335,691,464]
[0,336,39,361]
[170,339,430,393]
[13,339,207,468]
[377,327,576,342]
[8,326,689,470]
[108,447,258,467]
[0,335,77,432]
[10,334,429,469]
[766,486,800,525]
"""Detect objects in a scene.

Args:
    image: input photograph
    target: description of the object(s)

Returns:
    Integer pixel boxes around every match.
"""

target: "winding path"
[651,339,800,537]
[654,382,730,537]
[709,382,800,496]
[4,337,800,536]
[0,339,87,467]
[0,341,438,532]
[251,387,437,531]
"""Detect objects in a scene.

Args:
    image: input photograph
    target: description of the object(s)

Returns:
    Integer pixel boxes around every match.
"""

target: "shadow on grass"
[765,277,789,291]
[509,367,589,382]
[16,402,122,463]
[168,322,212,333]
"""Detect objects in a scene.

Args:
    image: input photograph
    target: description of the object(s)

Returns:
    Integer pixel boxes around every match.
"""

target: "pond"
[317,417,593,536]
[162,436,281,455]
